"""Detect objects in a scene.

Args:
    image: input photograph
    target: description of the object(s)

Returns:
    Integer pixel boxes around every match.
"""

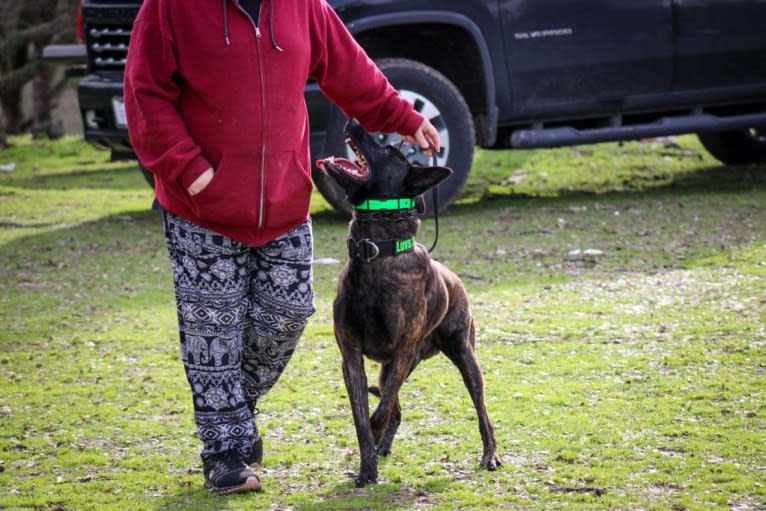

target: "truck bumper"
[78,73,133,152]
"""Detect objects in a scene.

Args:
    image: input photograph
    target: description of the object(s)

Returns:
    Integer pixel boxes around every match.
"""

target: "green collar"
[353,198,416,211]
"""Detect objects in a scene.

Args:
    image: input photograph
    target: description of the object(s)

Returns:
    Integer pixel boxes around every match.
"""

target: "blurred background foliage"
[0,0,79,144]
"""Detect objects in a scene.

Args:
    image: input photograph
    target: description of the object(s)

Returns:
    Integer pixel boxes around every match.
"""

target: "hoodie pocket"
[263,151,313,231]
[188,153,261,227]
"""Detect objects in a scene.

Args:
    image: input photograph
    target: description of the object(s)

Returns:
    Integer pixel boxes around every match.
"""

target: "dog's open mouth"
[316,138,370,182]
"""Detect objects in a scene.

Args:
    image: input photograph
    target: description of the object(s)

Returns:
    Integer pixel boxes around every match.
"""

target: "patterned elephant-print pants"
[163,211,315,459]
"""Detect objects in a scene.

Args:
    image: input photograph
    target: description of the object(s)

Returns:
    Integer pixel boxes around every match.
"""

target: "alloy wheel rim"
[344,89,450,167]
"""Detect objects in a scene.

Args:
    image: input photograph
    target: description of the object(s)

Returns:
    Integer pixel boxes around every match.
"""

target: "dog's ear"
[402,166,453,197]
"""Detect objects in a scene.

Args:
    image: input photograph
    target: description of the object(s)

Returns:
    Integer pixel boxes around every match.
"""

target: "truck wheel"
[313,58,475,214]
[697,128,766,165]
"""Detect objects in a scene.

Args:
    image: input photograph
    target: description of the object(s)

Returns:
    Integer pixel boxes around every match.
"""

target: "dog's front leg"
[339,343,377,486]
[369,352,415,443]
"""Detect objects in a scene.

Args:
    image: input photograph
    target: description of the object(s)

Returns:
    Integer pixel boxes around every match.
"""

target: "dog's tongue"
[316,157,367,178]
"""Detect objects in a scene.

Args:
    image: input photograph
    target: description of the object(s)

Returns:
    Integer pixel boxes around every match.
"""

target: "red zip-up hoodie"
[124,0,424,246]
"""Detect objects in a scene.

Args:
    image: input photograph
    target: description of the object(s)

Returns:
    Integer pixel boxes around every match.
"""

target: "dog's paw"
[354,470,378,487]
[355,457,378,487]
[480,452,503,471]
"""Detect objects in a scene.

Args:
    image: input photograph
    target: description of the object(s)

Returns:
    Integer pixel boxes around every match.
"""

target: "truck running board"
[510,111,766,148]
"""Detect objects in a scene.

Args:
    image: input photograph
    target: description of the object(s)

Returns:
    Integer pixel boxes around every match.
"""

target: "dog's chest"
[338,290,431,364]
[335,258,440,361]
[360,338,396,364]
[351,303,406,363]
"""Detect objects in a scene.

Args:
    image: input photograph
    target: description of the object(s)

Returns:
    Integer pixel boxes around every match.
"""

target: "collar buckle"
[348,238,380,262]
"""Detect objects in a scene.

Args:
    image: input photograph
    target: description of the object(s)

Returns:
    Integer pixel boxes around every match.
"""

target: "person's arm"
[308,0,440,152]
[123,12,212,193]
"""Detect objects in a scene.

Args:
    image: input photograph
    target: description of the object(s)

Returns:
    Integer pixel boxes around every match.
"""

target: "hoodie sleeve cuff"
[177,156,213,190]
[399,111,425,137]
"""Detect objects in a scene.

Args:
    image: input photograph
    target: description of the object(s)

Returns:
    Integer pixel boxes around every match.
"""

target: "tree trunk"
[0,88,23,133]
[0,58,43,97]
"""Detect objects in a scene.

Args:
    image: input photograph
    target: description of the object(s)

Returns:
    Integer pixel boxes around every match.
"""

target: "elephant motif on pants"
[183,335,209,365]
[210,337,238,366]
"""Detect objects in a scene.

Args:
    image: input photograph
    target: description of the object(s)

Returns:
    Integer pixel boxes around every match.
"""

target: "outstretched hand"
[403,119,441,156]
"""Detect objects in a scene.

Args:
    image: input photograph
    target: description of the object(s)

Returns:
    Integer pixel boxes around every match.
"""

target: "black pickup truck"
[66,0,766,211]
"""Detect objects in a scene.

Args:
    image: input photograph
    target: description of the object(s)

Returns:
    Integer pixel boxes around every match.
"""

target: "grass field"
[0,134,764,510]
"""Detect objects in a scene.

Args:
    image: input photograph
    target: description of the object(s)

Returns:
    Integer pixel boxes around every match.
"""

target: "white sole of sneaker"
[207,475,262,495]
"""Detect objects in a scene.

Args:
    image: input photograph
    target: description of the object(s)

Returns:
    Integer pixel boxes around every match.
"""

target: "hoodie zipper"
[234,1,268,230]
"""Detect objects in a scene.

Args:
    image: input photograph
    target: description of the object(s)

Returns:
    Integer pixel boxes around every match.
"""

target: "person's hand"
[187,168,215,195]
[403,119,441,156]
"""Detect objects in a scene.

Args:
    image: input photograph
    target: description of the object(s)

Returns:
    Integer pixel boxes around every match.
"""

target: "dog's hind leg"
[439,318,502,470]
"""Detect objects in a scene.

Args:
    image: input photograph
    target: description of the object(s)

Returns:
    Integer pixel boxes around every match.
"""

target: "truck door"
[500,0,674,117]
[673,0,766,90]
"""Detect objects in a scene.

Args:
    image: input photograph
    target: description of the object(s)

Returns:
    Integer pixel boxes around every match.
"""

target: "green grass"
[1,134,764,510]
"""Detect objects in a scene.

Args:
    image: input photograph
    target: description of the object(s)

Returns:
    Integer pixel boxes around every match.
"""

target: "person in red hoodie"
[124,0,440,496]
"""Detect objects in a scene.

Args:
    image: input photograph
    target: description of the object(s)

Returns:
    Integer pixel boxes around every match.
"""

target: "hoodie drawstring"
[223,0,231,45]
[223,0,283,52]
[268,1,283,52]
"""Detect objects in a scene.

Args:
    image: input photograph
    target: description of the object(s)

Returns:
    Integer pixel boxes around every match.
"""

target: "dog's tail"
[368,385,381,398]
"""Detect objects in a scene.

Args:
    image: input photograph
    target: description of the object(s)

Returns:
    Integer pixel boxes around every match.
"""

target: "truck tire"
[697,128,766,165]
[313,58,475,215]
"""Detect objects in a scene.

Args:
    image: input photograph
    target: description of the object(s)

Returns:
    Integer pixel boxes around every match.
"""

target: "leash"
[427,141,439,254]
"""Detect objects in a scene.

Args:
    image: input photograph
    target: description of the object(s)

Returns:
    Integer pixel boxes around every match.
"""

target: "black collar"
[347,237,415,263]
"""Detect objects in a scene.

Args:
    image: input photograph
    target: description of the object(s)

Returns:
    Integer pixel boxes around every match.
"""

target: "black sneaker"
[202,450,261,495]
[244,436,263,467]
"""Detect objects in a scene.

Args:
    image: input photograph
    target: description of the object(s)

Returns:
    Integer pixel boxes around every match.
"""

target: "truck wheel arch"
[315,58,475,214]
[345,11,498,147]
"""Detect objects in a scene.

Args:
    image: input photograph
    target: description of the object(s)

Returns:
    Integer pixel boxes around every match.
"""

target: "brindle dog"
[317,119,501,487]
